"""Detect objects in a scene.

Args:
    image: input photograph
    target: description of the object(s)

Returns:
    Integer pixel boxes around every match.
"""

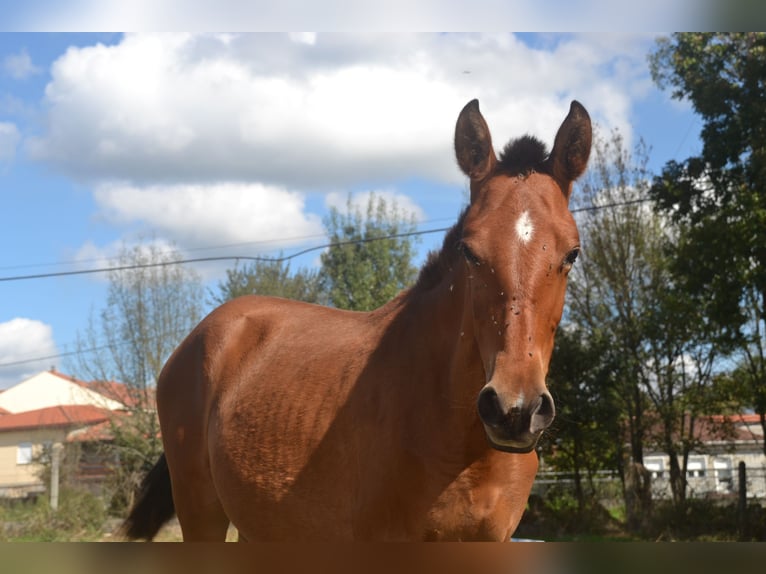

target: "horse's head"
[454,99,591,453]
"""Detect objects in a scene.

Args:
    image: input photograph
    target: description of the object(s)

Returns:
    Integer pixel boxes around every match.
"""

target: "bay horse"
[122,99,591,541]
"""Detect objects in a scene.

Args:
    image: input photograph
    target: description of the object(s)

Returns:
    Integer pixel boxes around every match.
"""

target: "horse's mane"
[415,207,468,292]
[413,136,549,292]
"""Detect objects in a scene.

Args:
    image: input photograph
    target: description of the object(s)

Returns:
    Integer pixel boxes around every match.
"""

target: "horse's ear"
[547,100,592,200]
[455,99,497,198]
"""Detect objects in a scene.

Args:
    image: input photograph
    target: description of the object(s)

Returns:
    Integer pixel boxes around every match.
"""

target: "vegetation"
[319,194,419,311]
[74,243,205,513]
[212,193,420,312]
[650,33,766,453]
[0,488,108,542]
[212,257,326,305]
[515,489,766,541]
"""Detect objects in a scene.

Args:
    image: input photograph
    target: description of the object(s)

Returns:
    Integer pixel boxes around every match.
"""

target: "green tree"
[74,243,205,511]
[640,257,726,506]
[320,194,419,311]
[568,129,657,470]
[212,257,326,305]
[542,326,620,516]
[567,128,727,517]
[649,33,766,452]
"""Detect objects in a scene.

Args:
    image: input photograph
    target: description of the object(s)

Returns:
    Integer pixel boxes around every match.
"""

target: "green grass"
[0,488,108,542]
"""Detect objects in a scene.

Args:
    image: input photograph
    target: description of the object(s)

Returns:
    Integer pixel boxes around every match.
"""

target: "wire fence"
[533,463,766,504]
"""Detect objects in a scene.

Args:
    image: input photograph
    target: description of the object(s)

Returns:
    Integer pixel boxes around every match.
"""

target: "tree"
[567,127,727,519]
[566,129,660,528]
[74,243,205,511]
[320,194,419,311]
[649,33,766,453]
[542,326,620,516]
[212,257,326,306]
[568,129,658,468]
[640,258,725,506]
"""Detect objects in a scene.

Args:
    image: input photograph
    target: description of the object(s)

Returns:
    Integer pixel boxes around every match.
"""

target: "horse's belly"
[207,372,359,540]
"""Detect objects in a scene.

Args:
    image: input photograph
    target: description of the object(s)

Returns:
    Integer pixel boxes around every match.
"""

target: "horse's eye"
[459,242,481,266]
[562,247,580,269]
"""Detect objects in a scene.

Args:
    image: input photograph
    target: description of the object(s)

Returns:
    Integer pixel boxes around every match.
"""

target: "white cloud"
[325,189,425,222]
[0,122,20,162]
[93,181,324,250]
[0,318,59,389]
[28,33,651,189]
[2,48,41,79]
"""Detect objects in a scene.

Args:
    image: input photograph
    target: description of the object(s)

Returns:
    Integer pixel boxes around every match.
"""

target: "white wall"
[0,371,125,413]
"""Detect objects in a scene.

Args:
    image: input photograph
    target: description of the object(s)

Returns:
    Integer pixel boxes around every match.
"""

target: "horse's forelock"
[497,136,548,177]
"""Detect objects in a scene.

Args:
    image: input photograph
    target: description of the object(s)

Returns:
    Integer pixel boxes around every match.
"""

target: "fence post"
[737,461,747,540]
[50,442,62,511]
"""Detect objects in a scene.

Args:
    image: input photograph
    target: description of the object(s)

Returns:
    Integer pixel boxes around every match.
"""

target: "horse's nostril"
[477,386,505,427]
[530,392,555,433]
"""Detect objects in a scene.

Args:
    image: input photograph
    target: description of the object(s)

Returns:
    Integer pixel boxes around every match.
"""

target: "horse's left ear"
[546,101,592,200]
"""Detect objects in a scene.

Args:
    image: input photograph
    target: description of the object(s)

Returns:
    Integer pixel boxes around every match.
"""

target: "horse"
[121,98,591,541]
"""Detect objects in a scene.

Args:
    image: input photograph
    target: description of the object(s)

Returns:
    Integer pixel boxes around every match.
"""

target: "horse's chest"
[422,456,537,541]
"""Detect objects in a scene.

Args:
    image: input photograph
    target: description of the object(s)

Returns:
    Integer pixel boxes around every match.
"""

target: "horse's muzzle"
[476,386,555,453]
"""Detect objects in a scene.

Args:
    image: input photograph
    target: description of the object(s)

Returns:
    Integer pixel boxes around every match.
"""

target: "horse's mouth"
[482,425,541,454]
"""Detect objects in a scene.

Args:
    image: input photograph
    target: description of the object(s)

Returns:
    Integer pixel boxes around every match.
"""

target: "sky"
[0,31,707,388]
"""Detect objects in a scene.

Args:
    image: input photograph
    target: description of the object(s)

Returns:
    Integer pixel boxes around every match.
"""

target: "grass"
[0,489,106,542]
[0,490,240,542]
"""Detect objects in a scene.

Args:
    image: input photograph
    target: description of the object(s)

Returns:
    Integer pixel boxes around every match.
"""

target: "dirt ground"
[102,517,239,542]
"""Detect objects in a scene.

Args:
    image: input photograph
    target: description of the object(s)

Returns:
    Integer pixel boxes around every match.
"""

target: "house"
[643,413,766,500]
[0,369,138,500]
[0,370,127,414]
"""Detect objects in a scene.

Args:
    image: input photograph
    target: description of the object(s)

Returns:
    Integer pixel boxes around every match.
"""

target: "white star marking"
[515,210,534,244]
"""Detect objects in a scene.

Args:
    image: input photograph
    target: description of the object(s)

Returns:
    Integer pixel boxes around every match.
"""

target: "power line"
[0,227,451,283]
[0,216,460,273]
[571,197,653,214]
[0,345,111,369]
[0,199,651,284]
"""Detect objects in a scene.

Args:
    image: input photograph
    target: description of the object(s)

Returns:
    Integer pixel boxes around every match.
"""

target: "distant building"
[0,369,140,499]
[643,414,766,500]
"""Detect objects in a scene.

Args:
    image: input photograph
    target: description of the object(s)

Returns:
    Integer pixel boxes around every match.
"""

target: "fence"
[523,463,766,539]
[532,461,766,502]
[534,462,766,504]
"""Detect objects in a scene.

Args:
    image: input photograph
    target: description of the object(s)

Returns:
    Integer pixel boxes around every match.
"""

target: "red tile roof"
[66,419,114,442]
[645,412,764,448]
[0,404,112,432]
[48,369,154,409]
[709,413,763,425]
[83,380,154,409]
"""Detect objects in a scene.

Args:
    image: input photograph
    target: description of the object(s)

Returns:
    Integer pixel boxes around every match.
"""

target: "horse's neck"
[382,264,486,452]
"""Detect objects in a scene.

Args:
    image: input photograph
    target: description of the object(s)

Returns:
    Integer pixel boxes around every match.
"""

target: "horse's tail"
[120,453,176,541]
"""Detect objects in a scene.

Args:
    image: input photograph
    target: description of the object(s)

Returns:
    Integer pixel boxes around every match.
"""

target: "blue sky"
[0,32,702,388]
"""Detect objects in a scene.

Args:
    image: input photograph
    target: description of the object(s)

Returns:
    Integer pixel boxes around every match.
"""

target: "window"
[645,457,665,479]
[687,457,706,478]
[714,458,733,493]
[17,442,33,465]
